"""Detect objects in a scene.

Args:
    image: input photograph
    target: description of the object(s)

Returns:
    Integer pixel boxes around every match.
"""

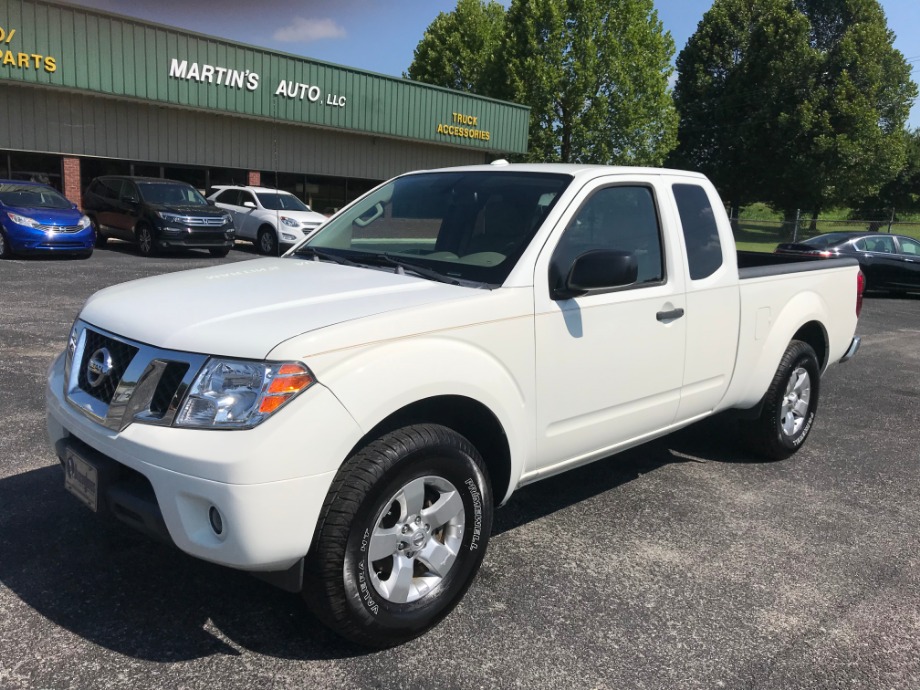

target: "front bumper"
[155,225,235,249]
[46,352,362,573]
[5,223,94,254]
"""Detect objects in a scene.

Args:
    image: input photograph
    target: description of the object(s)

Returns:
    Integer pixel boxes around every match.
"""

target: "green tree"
[673,0,917,218]
[502,0,678,164]
[405,0,507,96]
[854,128,920,217]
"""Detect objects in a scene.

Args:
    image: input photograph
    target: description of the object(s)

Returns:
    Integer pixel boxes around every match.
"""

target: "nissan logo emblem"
[86,347,114,388]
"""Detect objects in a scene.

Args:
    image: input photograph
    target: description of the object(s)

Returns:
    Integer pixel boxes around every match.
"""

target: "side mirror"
[552,249,638,300]
[243,201,257,209]
[206,199,216,206]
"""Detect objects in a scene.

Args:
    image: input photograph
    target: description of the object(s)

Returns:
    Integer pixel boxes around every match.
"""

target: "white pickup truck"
[46,163,863,647]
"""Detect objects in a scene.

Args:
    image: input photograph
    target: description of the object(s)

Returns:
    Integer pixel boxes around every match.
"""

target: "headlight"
[175,359,315,429]
[79,215,92,229]
[222,213,233,224]
[157,211,185,223]
[280,216,299,227]
[7,212,40,229]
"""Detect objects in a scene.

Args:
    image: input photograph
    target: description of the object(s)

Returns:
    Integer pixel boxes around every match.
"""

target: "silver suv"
[208,186,327,255]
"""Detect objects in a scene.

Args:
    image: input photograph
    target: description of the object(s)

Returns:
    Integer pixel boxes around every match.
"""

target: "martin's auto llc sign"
[168,58,347,108]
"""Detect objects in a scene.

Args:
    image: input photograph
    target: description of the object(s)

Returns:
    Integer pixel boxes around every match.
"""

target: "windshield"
[257,192,311,212]
[295,171,572,286]
[138,182,208,206]
[0,184,72,209]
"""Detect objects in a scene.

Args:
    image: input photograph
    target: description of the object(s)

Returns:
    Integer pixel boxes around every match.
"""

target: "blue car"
[0,180,95,259]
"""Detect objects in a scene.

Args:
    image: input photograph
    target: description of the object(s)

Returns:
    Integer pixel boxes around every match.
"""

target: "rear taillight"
[856,270,865,318]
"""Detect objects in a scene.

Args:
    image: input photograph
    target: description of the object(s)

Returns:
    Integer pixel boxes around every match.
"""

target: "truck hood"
[80,258,477,359]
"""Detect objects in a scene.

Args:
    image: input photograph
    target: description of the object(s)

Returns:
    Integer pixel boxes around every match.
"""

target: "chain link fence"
[726,210,920,252]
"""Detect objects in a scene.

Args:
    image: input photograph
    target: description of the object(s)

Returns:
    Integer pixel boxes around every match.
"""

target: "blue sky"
[64,0,920,129]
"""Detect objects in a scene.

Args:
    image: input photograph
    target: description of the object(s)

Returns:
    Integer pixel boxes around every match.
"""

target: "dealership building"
[0,0,530,211]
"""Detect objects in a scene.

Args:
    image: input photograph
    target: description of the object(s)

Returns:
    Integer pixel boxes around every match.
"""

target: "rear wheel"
[303,424,493,648]
[136,223,158,257]
[744,340,820,460]
[257,226,279,256]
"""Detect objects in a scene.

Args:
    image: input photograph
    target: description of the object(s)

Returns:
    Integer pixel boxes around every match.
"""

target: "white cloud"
[273,17,346,43]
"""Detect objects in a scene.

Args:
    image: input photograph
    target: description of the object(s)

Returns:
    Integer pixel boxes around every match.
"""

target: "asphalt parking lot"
[1,245,919,690]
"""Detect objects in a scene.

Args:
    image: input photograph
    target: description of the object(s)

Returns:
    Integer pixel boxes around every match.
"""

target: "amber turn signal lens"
[259,395,288,414]
[268,373,313,394]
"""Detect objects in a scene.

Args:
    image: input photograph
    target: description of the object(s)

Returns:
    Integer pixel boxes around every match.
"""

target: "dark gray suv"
[83,176,235,257]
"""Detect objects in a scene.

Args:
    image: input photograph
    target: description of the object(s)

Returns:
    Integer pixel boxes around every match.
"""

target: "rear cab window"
[673,183,723,280]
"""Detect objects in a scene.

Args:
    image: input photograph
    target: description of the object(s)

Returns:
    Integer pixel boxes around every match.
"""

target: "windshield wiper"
[294,246,361,267]
[377,253,469,286]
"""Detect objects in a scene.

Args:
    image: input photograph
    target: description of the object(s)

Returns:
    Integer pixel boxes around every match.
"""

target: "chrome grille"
[65,322,207,431]
[39,224,85,233]
[76,331,139,404]
[174,216,226,226]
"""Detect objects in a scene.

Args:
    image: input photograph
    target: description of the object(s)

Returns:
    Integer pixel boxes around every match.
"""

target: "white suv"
[208,186,327,255]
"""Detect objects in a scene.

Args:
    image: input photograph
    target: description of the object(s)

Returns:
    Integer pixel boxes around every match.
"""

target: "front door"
[533,179,687,473]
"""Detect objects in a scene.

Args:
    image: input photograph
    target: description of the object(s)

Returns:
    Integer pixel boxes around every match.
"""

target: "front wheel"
[744,340,821,460]
[303,424,493,648]
[209,247,231,258]
[136,224,158,257]
[257,226,279,256]
[0,229,11,259]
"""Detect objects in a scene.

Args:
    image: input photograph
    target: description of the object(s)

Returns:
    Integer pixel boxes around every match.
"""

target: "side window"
[119,181,139,203]
[673,184,723,280]
[853,239,868,251]
[240,192,258,208]
[552,185,663,287]
[99,179,120,200]
[870,236,896,253]
[898,237,920,255]
[215,189,240,206]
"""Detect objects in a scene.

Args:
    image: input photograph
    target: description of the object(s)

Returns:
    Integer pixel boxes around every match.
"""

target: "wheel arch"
[347,395,512,507]
[791,320,829,371]
[725,289,832,411]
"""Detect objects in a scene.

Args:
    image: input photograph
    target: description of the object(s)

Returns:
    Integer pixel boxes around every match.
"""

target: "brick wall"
[247,170,261,186]
[62,157,82,208]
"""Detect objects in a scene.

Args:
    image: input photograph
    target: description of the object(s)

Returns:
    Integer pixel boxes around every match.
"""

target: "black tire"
[89,217,107,248]
[257,226,279,256]
[209,247,231,258]
[76,250,93,260]
[744,340,821,460]
[136,223,158,257]
[303,424,493,648]
[0,229,11,259]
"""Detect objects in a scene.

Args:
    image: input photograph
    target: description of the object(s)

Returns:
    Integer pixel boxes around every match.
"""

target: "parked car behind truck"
[775,231,920,293]
[83,176,235,257]
[0,180,94,258]
[46,163,863,648]
[207,185,327,255]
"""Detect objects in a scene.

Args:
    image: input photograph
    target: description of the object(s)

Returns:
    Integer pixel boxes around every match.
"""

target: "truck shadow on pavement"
[0,416,751,662]
[494,414,754,536]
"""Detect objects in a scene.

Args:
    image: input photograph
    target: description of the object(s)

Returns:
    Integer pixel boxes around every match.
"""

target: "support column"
[62,157,82,207]
[247,171,261,186]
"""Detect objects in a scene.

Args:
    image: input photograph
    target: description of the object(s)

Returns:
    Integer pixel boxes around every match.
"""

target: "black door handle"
[656,308,685,322]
